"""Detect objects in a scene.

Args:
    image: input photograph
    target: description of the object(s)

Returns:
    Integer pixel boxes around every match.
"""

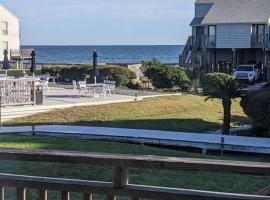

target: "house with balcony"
[0,3,32,69]
[180,0,270,81]
[0,3,20,61]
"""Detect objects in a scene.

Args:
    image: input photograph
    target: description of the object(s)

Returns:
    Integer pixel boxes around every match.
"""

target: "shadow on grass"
[6,118,223,133]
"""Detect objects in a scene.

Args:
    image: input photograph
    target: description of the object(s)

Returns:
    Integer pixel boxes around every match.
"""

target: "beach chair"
[94,85,106,98]
[78,81,87,96]
[40,77,50,91]
[110,81,116,94]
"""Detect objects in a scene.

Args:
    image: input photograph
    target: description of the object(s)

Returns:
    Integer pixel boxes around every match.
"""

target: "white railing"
[10,49,34,59]
[0,79,36,106]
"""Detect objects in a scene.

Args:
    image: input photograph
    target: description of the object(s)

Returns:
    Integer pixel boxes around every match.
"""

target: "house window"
[208,25,216,44]
[2,41,8,51]
[1,21,8,35]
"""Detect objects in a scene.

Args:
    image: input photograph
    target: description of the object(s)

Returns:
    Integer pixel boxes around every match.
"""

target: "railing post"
[17,188,26,200]
[61,191,70,200]
[107,195,116,200]
[114,165,128,188]
[83,193,92,200]
[0,185,4,200]
[38,190,48,200]
[107,165,128,200]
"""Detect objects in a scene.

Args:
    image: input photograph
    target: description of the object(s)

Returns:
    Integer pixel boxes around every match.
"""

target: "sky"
[0,0,194,45]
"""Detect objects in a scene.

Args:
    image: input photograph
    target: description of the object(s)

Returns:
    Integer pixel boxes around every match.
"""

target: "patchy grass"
[6,95,249,133]
[0,134,269,199]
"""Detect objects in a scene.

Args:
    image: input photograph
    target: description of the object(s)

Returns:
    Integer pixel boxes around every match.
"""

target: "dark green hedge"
[42,65,136,87]
[143,60,190,89]
[0,70,42,78]
[241,88,270,137]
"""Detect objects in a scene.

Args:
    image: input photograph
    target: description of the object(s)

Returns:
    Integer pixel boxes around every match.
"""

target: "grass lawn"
[6,95,250,133]
[0,134,269,200]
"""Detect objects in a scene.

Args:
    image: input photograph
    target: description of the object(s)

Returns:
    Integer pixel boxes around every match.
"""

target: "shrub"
[0,69,42,78]
[241,88,270,136]
[144,60,190,89]
[56,65,136,87]
[42,66,65,75]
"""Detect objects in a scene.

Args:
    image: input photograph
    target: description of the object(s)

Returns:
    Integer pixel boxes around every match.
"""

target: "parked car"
[232,64,261,84]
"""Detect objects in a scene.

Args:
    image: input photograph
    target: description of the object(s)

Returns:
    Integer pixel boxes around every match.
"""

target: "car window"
[237,66,254,71]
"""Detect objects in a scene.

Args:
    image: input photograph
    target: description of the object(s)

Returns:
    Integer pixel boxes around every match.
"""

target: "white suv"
[233,64,261,84]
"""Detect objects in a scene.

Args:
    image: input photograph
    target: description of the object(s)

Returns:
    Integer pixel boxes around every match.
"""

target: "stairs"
[180,36,201,68]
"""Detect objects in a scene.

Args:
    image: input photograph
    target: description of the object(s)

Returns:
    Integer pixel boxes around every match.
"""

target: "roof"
[0,3,19,20]
[190,17,204,26]
[201,0,270,24]
[195,0,217,4]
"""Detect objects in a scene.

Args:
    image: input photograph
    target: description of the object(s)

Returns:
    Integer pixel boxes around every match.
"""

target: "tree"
[240,88,270,137]
[201,73,242,135]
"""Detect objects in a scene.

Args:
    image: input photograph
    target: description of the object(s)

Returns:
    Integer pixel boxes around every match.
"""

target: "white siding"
[216,24,251,48]
[0,5,20,60]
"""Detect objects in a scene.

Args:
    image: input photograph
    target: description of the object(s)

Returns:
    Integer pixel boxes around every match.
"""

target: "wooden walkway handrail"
[257,185,270,196]
[0,148,269,175]
[0,173,268,200]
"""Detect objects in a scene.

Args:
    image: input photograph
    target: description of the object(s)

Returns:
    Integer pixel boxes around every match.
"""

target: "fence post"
[61,191,70,200]
[114,165,128,188]
[0,185,4,200]
[17,188,26,200]
[38,190,48,200]
[83,193,92,200]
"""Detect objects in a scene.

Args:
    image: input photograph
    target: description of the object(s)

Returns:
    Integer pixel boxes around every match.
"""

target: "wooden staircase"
[179,36,201,68]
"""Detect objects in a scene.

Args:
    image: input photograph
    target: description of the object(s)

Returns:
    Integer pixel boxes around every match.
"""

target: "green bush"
[241,88,270,136]
[144,60,190,89]
[97,66,136,87]
[42,66,65,75]
[0,69,42,78]
[51,65,136,87]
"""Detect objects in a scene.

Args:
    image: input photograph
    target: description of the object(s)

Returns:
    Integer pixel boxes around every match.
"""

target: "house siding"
[216,24,251,48]
[0,5,20,60]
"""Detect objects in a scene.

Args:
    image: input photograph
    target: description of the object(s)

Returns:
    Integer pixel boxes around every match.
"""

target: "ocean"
[22,45,184,64]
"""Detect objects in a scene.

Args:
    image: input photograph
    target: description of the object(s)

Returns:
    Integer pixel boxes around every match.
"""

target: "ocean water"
[22,45,184,64]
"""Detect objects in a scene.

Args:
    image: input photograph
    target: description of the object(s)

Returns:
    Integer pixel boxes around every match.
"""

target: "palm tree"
[201,73,243,135]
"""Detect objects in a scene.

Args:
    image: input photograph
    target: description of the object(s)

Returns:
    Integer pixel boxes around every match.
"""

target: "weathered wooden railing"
[0,148,269,200]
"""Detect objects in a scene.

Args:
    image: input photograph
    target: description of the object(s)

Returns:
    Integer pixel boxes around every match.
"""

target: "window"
[208,25,216,44]
[2,41,8,51]
[257,24,265,35]
[1,21,8,35]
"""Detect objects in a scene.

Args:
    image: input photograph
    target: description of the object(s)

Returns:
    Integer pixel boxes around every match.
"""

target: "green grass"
[0,134,269,200]
[6,95,250,133]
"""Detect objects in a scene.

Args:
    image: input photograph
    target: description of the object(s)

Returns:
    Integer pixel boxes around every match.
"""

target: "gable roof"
[0,3,19,20]
[199,0,270,25]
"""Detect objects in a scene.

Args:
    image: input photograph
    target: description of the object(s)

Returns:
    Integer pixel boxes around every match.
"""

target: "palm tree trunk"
[222,99,232,135]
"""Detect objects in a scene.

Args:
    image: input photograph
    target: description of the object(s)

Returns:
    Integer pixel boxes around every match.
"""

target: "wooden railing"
[0,148,269,200]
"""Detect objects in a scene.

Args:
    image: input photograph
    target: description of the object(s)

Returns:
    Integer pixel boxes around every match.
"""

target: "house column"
[232,48,237,68]
[266,51,270,82]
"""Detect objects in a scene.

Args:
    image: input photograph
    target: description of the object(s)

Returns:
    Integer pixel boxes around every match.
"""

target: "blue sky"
[0,0,194,45]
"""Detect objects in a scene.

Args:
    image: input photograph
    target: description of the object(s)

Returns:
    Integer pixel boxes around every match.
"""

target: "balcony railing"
[251,34,269,48]
[0,148,269,200]
[10,49,34,60]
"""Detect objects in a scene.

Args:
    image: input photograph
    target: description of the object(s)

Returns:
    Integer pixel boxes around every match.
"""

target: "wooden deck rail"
[0,148,269,200]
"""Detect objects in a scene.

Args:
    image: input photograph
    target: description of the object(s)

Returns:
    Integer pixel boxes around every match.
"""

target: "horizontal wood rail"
[0,173,268,200]
[0,148,269,175]
[0,148,269,200]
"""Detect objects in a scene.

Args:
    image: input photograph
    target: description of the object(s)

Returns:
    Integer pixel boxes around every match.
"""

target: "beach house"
[180,0,270,81]
[0,3,20,61]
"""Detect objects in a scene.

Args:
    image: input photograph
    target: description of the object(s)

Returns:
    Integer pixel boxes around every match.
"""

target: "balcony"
[10,49,34,60]
[0,148,269,200]
[251,34,269,49]
[204,35,216,49]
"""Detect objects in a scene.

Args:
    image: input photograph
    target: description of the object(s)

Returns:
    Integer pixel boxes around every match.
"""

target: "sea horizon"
[21,45,184,64]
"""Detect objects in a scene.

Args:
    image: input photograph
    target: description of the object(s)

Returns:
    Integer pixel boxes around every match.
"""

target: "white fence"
[0,79,36,106]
